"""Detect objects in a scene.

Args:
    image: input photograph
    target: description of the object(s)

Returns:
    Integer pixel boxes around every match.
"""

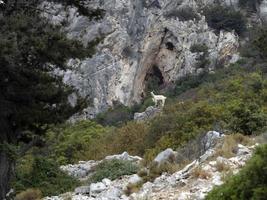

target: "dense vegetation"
[13,157,79,197]
[203,5,246,35]
[0,0,99,198]
[206,144,267,200]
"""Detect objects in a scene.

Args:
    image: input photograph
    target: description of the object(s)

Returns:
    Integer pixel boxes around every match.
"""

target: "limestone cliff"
[40,0,266,118]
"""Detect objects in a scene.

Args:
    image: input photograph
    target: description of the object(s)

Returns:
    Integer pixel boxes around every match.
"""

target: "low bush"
[206,144,267,200]
[89,159,139,183]
[203,5,246,35]
[13,157,79,197]
[95,103,134,126]
[165,6,200,21]
[46,120,108,164]
[239,0,263,12]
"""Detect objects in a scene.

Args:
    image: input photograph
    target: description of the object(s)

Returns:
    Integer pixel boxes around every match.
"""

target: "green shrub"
[239,0,263,12]
[206,144,267,200]
[95,103,134,126]
[203,5,246,35]
[228,102,266,135]
[46,120,108,164]
[13,157,79,197]
[253,28,267,59]
[190,44,210,69]
[190,44,209,53]
[89,159,139,183]
[165,6,200,21]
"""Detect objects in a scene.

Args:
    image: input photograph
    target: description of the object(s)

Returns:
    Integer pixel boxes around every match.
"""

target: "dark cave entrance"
[166,42,175,51]
[144,65,165,94]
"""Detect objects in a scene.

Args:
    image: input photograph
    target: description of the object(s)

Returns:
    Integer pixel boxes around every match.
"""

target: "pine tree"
[0,0,92,197]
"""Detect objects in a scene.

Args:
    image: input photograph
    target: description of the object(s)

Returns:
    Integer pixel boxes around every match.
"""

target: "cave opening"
[166,42,175,51]
[144,65,165,93]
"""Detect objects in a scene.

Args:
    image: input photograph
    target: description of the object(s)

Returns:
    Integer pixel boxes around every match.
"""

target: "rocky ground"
[44,132,257,200]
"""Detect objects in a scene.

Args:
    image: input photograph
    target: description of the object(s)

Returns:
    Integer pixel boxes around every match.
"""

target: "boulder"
[236,144,251,156]
[134,106,161,121]
[105,151,142,162]
[153,148,177,165]
[102,178,112,187]
[203,131,222,150]
[90,182,106,196]
[128,174,143,185]
[74,186,91,194]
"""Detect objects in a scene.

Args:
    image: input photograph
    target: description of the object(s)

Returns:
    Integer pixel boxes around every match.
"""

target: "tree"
[0,0,93,198]
[203,5,246,36]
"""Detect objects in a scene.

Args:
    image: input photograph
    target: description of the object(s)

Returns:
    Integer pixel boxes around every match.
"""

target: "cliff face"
[41,0,263,118]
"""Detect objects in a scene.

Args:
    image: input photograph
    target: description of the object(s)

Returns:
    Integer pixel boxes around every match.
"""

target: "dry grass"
[215,161,231,172]
[15,188,42,200]
[215,134,254,158]
[191,166,211,179]
[124,182,143,196]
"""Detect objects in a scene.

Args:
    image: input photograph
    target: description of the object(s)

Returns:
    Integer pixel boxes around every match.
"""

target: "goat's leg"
[162,99,165,107]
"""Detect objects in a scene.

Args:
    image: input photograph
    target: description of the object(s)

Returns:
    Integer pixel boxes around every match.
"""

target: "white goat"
[151,91,167,107]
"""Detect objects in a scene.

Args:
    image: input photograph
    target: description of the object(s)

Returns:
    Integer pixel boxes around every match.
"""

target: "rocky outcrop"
[134,106,161,121]
[60,152,142,180]
[40,0,241,118]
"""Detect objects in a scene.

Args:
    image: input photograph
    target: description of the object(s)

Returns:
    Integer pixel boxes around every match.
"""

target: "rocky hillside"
[6,0,267,200]
[38,0,267,118]
[43,132,261,200]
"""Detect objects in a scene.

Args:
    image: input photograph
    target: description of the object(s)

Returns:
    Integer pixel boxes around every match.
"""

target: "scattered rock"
[153,148,177,165]
[128,174,143,185]
[236,144,251,156]
[90,182,106,196]
[60,152,141,179]
[74,186,91,195]
[46,134,256,200]
[134,106,161,121]
[105,152,142,163]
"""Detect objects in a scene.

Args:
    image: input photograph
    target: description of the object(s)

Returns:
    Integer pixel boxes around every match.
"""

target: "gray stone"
[128,174,143,185]
[105,152,142,163]
[154,148,177,165]
[90,182,107,195]
[134,106,161,121]
[75,186,91,194]
[203,131,222,150]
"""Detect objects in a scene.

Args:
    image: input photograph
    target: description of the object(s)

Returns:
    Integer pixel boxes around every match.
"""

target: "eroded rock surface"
[40,0,242,118]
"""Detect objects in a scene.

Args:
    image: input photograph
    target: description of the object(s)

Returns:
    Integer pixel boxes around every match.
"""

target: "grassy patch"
[89,159,139,183]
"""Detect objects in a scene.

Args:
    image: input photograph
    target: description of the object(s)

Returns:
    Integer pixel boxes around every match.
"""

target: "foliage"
[89,159,139,183]
[46,120,108,164]
[239,0,263,11]
[203,5,246,35]
[190,44,210,69]
[13,157,79,197]
[253,28,267,59]
[95,103,134,126]
[206,144,267,200]
[0,0,98,196]
[165,6,200,21]
[50,0,105,20]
